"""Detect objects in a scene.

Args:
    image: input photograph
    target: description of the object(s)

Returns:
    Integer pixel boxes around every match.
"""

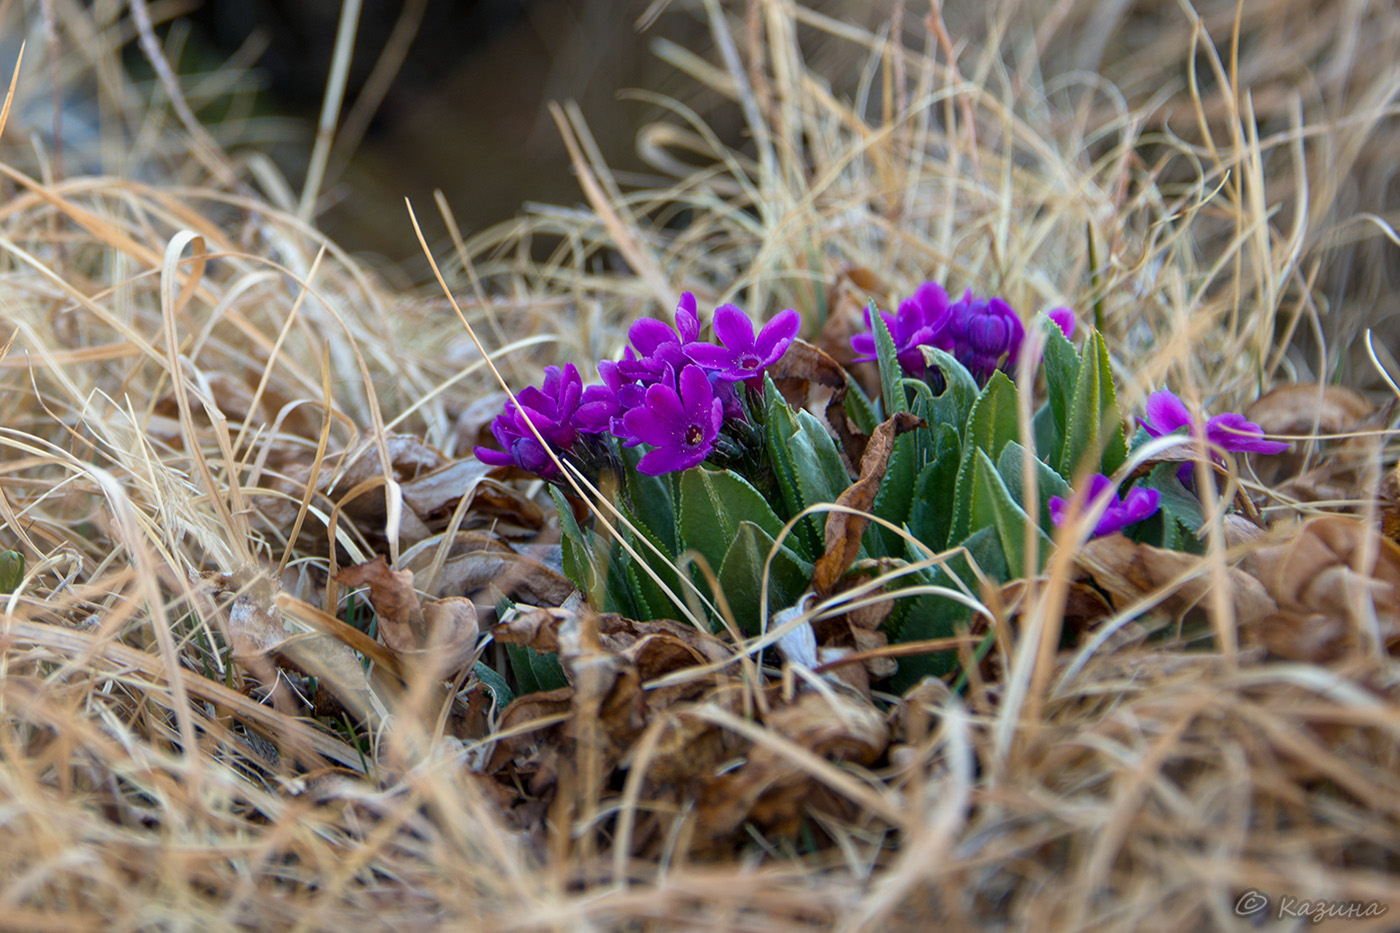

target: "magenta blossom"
[946,290,1025,379]
[1047,307,1076,339]
[621,365,723,475]
[1050,473,1160,537]
[1141,390,1291,456]
[474,363,585,478]
[686,305,801,382]
[850,282,953,376]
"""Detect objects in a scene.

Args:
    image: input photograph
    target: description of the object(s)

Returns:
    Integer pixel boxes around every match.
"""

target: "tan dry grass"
[1,0,1399,930]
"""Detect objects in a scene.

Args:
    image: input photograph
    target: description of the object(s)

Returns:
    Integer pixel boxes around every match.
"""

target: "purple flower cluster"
[474,293,800,477]
[1050,473,1160,538]
[850,282,1033,381]
[1140,390,1291,457]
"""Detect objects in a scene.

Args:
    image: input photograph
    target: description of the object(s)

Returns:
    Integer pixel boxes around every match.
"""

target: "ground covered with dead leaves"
[2,0,1399,930]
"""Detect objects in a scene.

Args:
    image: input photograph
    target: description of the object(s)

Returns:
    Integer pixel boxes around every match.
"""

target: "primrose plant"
[477,286,1289,691]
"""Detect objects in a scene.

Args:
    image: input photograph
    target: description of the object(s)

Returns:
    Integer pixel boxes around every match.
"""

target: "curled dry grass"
[2,0,1399,929]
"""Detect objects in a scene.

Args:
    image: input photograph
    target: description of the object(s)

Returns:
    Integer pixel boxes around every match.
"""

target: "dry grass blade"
[2,0,1399,928]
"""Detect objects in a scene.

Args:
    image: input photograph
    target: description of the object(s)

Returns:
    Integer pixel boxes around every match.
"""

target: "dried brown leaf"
[336,555,424,648]
[337,555,480,678]
[1243,516,1400,660]
[1074,535,1276,626]
[813,411,924,595]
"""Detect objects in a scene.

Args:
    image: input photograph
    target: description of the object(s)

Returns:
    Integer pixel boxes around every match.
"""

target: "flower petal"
[755,308,800,359]
[711,304,757,353]
[1047,307,1076,339]
[1144,390,1195,436]
[677,365,715,421]
[629,318,679,356]
[683,343,736,370]
[675,292,700,344]
[1206,412,1291,454]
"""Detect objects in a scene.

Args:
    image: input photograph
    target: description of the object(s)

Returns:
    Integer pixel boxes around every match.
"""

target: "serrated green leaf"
[796,409,852,500]
[716,521,814,635]
[678,467,786,574]
[971,448,1050,578]
[762,379,848,560]
[505,642,569,695]
[619,496,688,620]
[1042,323,1080,459]
[907,423,962,552]
[763,378,817,557]
[885,526,1006,693]
[527,645,568,692]
[917,346,980,436]
[1058,331,1127,478]
[844,374,880,433]
[505,643,540,695]
[948,371,1022,545]
[870,301,909,416]
[997,440,1073,533]
[869,430,920,557]
[551,486,596,599]
[1033,402,1059,464]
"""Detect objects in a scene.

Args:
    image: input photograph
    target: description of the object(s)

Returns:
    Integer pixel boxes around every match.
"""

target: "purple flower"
[946,290,1025,379]
[850,282,953,375]
[474,363,584,478]
[1050,473,1160,537]
[621,365,723,475]
[576,360,624,435]
[1047,307,1076,339]
[686,305,800,382]
[622,292,702,375]
[1141,390,1290,456]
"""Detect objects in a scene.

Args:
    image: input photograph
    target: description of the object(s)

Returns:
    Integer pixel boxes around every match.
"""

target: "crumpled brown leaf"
[1074,535,1276,627]
[813,411,924,595]
[695,686,888,844]
[256,432,544,554]
[481,604,896,859]
[336,555,479,678]
[1245,383,1382,488]
[1242,516,1400,660]
[404,532,574,609]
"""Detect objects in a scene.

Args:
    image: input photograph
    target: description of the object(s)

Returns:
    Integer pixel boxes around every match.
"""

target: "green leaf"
[1042,322,1080,457]
[907,423,962,552]
[619,496,688,620]
[1141,462,1206,533]
[870,427,924,558]
[971,448,1051,579]
[844,374,880,434]
[620,444,676,552]
[1058,330,1127,479]
[678,467,786,575]
[716,521,814,635]
[948,371,1022,545]
[997,440,1073,533]
[472,661,515,711]
[1,549,24,594]
[870,301,909,416]
[885,526,1007,693]
[505,643,540,695]
[504,644,568,695]
[550,487,596,599]
[1032,402,1059,464]
[917,347,981,437]
[763,379,849,560]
